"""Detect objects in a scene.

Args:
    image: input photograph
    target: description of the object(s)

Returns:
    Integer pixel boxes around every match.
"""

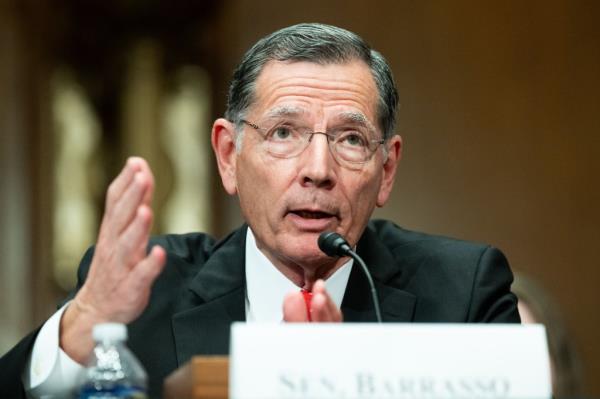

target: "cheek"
[348,172,382,212]
[237,162,268,209]
[236,157,296,220]
[342,171,383,239]
[236,158,263,217]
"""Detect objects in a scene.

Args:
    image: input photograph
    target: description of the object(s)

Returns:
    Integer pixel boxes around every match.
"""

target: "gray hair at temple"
[225,23,399,145]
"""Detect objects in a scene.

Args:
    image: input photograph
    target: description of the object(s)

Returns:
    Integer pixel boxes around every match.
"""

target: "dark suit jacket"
[0,220,519,398]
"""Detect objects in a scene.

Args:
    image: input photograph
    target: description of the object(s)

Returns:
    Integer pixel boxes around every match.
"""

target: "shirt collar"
[244,228,353,322]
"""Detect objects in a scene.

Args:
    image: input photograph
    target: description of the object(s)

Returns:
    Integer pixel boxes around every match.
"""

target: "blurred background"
[1,0,598,395]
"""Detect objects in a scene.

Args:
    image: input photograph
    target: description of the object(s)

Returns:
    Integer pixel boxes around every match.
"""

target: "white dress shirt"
[244,228,352,321]
[23,302,82,398]
[23,228,353,397]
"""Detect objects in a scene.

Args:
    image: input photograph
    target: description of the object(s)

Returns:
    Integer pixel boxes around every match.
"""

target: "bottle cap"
[92,323,127,342]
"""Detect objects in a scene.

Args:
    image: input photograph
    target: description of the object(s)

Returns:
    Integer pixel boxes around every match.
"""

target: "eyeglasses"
[240,119,385,170]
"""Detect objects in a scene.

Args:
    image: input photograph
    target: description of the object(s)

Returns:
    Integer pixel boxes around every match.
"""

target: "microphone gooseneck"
[317,231,352,257]
[317,232,382,323]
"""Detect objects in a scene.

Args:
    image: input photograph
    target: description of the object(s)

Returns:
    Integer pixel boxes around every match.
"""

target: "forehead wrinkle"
[255,59,378,103]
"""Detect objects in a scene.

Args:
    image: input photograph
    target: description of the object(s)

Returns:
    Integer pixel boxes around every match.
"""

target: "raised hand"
[283,280,343,322]
[59,157,166,363]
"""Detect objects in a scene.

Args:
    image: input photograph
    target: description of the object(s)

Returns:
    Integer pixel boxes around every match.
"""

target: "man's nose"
[298,133,336,189]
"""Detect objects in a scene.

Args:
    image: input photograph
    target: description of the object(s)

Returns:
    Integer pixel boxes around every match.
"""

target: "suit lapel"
[342,224,416,322]
[171,223,417,364]
[171,226,248,366]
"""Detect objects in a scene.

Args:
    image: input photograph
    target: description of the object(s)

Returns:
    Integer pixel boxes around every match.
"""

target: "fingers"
[282,280,343,323]
[105,158,142,209]
[118,204,154,267]
[103,159,154,237]
[128,245,166,292]
[81,157,161,318]
[310,280,343,322]
[282,291,309,322]
[134,157,155,206]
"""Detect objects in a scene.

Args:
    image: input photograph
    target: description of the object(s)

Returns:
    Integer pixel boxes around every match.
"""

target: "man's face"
[220,60,400,271]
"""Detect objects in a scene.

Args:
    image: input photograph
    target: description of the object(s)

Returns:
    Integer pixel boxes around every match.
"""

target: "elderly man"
[1,23,519,397]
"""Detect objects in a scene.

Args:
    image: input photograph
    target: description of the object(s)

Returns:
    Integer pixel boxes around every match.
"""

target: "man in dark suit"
[1,23,519,398]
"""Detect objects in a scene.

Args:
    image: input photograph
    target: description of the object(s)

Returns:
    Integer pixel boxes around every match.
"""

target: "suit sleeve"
[0,247,94,398]
[0,329,41,398]
[466,246,520,322]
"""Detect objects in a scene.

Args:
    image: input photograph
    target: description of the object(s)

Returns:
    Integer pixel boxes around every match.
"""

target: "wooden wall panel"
[1,0,597,394]
[213,0,600,394]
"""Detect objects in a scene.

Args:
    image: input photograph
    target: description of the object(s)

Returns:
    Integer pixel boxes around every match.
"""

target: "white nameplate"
[229,323,551,399]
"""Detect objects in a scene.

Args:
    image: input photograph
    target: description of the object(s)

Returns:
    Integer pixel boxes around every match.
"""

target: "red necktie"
[301,289,313,322]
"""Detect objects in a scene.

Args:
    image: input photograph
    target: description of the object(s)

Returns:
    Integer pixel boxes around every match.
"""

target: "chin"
[278,234,331,266]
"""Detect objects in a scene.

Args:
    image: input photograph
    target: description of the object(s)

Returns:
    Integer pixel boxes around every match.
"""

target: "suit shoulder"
[150,231,217,265]
[368,219,492,258]
[366,220,516,322]
[366,219,504,280]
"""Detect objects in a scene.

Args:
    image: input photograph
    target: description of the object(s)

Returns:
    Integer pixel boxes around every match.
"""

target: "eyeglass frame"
[238,119,386,168]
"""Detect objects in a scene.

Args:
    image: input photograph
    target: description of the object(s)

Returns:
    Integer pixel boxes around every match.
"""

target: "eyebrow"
[264,106,306,119]
[263,107,377,133]
[335,111,377,133]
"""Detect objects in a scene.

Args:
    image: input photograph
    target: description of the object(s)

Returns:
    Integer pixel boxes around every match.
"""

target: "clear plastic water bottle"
[76,323,148,398]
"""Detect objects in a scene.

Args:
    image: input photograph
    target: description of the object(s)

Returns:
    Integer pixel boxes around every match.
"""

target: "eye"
[270,126,293,140]
[340,132,367,147]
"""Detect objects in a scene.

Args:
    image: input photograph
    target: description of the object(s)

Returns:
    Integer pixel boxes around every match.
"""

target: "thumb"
[282,291,309,322]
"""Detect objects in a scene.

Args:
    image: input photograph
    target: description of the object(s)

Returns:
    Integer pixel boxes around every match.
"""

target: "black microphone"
[318,232,382,323]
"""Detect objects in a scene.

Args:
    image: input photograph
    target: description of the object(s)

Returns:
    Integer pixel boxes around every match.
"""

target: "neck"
[261,250,348,290]
[247,227,350,290]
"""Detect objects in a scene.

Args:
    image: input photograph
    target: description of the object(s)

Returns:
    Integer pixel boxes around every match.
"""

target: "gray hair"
[224,23,398,143]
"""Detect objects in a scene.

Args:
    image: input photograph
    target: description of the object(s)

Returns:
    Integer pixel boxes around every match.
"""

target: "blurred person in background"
[514,272,584,398]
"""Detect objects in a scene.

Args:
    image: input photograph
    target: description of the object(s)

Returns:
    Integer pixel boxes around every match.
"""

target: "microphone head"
[318,231,352,257]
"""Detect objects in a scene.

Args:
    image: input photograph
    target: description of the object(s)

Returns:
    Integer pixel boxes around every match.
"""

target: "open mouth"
[287,208,338,231]
[291,210,333,219]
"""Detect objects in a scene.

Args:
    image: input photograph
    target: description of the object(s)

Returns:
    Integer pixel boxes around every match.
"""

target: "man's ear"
[211,118,238,195]
[376,135,402,207]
